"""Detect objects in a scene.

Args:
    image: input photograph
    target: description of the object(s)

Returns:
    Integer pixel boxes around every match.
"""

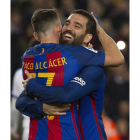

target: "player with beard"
[16,9,124,140]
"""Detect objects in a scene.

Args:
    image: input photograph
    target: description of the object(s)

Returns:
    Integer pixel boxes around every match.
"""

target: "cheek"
[62,27,66,34]
[75,30,84,37]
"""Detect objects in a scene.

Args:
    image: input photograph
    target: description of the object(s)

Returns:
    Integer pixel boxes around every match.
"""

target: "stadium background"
[11,0,129,140]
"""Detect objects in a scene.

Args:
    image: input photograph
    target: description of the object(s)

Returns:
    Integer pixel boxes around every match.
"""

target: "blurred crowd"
[11,0,129,140]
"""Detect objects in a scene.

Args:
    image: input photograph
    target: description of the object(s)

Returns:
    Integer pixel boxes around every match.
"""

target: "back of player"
[22,44,81,140]
[22,43,105,140]
[78,76,107,140]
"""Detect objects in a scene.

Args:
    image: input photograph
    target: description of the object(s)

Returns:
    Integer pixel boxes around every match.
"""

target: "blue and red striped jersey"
[78,76,107,140]
[21,43,105,140]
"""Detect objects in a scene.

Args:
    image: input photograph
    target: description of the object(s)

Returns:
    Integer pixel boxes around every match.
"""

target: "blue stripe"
[94,76,107,139]
[60,51,83,139]
[59,110,78,140]
[94,76,105,116]
[61,51,82,85]
[34,54,48,85]
[35,117,48,140]
[79,96,101,140]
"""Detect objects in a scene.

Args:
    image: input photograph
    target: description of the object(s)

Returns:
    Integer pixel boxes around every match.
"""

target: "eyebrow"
[74,21,83,28]
[65,20,70,23]
[65,20,83,28]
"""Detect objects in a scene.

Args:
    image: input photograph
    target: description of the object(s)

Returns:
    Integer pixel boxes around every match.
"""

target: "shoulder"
[72,46,102,56]
[22,44,42,57]
[82,46,98,53]
[22,47,34,58]
[55,44,75,51]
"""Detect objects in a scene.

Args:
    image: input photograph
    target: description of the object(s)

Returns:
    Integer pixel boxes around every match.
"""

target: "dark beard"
[73,34,86,46]
[60,33,86,46]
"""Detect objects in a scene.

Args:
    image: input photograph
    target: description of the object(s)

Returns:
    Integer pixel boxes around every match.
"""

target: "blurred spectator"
[32,0,45,9]
[11,9,22,90]
[75,0,87,10]
[115,22,129,63]
[61,0,76,17]
[11,9,22,34]
[17,24,34,57]
[11,68,29,140]
[11,38,39,140]
[101,18,116,38]
[102,109,121,140]
[27,37,39,48]
[87,0,105,18]
[44,0,57,9]
[110,0,129,30]
[118,22,129,40]
[116,118,129,140]
[57,9,67,26]
[19,1,33,28]
[104,63,129,121]
[102,0,114,18]
[118,100,129,121]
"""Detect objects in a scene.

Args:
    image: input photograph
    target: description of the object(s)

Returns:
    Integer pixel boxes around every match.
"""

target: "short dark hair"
[31,8,60,36]
[72,9,96,37]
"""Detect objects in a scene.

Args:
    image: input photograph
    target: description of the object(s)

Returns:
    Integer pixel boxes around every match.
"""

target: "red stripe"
[46,52,64,86]
[28,119,38,140]
[46,52,64,140]
[23,56,34,80]
[47,116,62,140]
[90,94,103,140]
[77,100,84,140]
[70,102,80,140]
[23,57,37,139]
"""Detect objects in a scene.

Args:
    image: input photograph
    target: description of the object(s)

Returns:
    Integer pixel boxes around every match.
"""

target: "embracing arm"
[16,91,71,118]
[15,91,46,119]
[98,26,124,66]
[91,12,125,67]
[25,66,104,103]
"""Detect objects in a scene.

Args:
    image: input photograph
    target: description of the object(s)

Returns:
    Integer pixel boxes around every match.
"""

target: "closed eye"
[74,22,82,28]
[65,22,69,25]
[65,20,70,25]
[75,25,80,28]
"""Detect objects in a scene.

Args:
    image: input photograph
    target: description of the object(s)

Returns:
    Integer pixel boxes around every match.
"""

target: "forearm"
[26,67,104,103]
[97,26,124,66]
[26,79,65,103]
[27,80,89,103]
[16,91,46,119]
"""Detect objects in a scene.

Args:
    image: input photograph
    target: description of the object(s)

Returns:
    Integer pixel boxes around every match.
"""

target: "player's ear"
[57,23,62,33]
[83,34,93,44]
[33,32,40,41]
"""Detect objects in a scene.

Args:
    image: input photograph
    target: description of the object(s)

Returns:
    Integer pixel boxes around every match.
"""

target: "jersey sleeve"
[26,66,104,103]
[69,46,105,67]
[16,91,46,119]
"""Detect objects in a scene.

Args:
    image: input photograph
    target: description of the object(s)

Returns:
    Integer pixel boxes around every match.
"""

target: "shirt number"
[30,72,55,86]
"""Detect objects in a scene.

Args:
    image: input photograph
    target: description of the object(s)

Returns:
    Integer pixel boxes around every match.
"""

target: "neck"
[41,37,58,44]
[40,31,60,44]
